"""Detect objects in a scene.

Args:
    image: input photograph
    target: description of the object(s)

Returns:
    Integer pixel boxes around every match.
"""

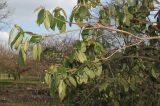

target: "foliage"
[9,0,160,105]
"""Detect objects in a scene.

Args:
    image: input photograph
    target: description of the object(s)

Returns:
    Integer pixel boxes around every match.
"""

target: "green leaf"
[124,84,129,92]
[37,44,42,61]
[10,32,20,49]
[123,13,133,26]
[34,6,44,13]
[84,67,95,79]
[54,7,67,19]
[18,48,26,66]
[76,75,81,84]
[37,8,45,25]
[78,5,90,19]
[50,16,56,30]
[76,41,86,52]
[53,8,66,32]
[69,13,74,26]
[50,73,60,96]
[68,76,77,87]
[69,6,79,26]
[25,32,40,36]
[94,64,102,76]
[61,24,66,33]
[49,65,58,73]
[30,36,43,43]
[57,15,66,33]
[45,73,52,87]
[14,25,23,32]
[32,44,38,60]
[76,72,88,84]
[80,42,86,53]
[82,73,88,84]
[94,42,104,55]
[23,41,29,52]
[59,8,67,18]
[13,32,24,50]
[124,3,129,14]
[75,51,87,63]
[44,11,52,30]
[10,25,24,49]
[151,68,159,79]
[99,82,109,92]
[99,9,108,19]
[58,80,66,101]
[75,40,81,50]
[73,5,90,27]
[99,19,110,26]
[81,25,95,40]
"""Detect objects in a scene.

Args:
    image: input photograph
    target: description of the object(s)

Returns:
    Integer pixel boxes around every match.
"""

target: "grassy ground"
[0,73,63,106]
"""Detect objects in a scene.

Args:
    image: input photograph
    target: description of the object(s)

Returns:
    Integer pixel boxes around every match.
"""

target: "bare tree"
[0,0,9,30]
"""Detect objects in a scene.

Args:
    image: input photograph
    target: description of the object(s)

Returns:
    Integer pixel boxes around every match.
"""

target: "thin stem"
[102,40,143,61]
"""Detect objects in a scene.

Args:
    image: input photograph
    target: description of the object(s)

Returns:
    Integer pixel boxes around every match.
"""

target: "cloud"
[8,0,77,22]
[5,0,77,34]
[0,31,9,45]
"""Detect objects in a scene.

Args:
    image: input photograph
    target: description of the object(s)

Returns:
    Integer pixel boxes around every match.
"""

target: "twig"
[102,40,143,61]
[122,56,160,63]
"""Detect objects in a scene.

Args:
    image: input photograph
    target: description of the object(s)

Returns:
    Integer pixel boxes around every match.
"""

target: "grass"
[0,72,63,106]
[0,102,61,106]
[0,79,41,85]
[0,73,14,80]
[0,80,13,84]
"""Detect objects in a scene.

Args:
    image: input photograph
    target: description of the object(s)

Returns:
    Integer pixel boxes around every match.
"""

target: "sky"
[0,0,77,45]
[0,0,160,45]
[7,0,76,32]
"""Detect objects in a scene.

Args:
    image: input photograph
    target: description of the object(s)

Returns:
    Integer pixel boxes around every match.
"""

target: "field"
[0,73,63,106]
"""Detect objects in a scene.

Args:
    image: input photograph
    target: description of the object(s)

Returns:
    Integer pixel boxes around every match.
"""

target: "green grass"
[0,73,57,105]
[0,80,41,85]
[0,102,60,106]
[0,74,14,80]
[0,80,14,84]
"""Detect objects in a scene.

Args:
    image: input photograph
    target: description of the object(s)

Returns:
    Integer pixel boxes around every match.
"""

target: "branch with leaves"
[8,0,160,104]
